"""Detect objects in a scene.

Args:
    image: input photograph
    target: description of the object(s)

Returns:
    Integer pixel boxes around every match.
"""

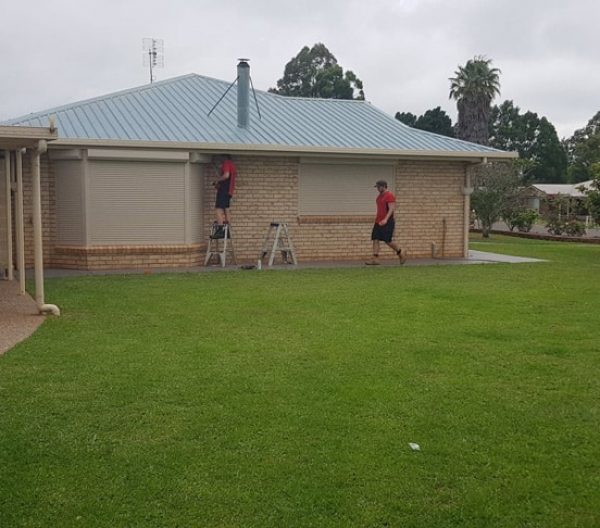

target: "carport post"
[15,149,26,294]
[4,150,13,280]
[31,144,44,306]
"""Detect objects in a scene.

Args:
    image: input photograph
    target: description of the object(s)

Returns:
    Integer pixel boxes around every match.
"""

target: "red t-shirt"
[219,159,237,196]
[375,190,395,223]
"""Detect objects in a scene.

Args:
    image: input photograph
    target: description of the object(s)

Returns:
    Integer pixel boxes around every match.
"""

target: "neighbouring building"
[1,61,516,272]
[525,181,594,217]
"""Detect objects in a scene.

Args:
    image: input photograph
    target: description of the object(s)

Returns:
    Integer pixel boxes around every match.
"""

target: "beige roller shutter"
[0,161,7,273]
[299,162,395,215]
[55,160,85,245]
[88,160,185,245]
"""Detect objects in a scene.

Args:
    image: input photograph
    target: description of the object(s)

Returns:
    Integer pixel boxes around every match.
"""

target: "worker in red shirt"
[366,180,406,265]
[211,154,237,238]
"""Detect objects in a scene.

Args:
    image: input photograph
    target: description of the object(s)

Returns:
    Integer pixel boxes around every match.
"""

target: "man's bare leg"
[215,208,226,226]
[366,240,381,265]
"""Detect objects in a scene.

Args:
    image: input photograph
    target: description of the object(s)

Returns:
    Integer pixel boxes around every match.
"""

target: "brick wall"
[396,160,467,259]
[18,153,467,270]
[11,153,55,268]
[204,156,467,263]
[52,244,205,270]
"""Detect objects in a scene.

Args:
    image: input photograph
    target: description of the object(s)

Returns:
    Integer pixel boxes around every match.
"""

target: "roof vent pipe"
[237,59,250,129]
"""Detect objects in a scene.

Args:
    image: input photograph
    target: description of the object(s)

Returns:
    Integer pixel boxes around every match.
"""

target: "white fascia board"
[52,139,518,162]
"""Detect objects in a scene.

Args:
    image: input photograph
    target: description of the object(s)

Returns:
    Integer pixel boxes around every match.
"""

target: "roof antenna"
[207,59,262,124]
[143,38,164,83]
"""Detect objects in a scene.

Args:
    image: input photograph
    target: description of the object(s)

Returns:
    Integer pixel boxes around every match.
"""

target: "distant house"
[1,61,515,271]
[525,181,593,215]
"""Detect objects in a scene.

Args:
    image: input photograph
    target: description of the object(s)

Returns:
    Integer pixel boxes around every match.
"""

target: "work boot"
[397,249,406,264]
[211,225,225,239]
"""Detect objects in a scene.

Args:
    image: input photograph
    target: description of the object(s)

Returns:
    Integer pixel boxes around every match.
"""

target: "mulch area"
[470,229,600,244]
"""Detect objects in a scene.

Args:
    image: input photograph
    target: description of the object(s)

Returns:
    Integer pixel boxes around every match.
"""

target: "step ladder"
[259,222,298,267]
[204,224,236,267]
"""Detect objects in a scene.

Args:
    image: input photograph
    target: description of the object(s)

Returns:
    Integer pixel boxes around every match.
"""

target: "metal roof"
[2,74,512,158]
[531,181,593,198]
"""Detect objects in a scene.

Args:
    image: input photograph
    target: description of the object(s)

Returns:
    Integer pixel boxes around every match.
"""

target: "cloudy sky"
[1,0,598,138]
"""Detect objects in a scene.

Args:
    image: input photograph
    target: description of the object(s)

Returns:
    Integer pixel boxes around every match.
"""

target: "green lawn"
[1,236,599,527]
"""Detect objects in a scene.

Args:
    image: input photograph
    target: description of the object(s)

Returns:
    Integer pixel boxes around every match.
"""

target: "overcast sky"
[1,0,598,139]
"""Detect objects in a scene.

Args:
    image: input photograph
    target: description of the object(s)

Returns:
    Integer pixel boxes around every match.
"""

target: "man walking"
[366,180,406,265]
[211,154,237,238]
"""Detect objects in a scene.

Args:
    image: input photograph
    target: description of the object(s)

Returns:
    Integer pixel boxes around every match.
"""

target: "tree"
[449,56,501,145]
[395,107,454,137]
[471,162,521,238]
[565,111,600,182]
[580,168,600,223]
[414,107,454,137]
[488,100,567,183]
[270,43,365,100]
[395,112,417,127]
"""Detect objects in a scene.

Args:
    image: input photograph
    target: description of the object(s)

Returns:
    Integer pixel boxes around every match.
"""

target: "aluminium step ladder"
[259,222,298,267]
[204,224,236,267]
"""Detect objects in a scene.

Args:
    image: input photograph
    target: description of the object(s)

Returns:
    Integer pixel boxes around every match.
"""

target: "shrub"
[512,210,538,232]
[546,218,564,235]
[564,220,586,237]
[545,219,587,237]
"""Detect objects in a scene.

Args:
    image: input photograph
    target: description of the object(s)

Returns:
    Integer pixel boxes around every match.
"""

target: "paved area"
[0,280,44,355]
[41,250,544,278]
[1,250,544,355]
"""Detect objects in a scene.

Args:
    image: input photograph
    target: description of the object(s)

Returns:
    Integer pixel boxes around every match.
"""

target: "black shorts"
[215,191,231,210]
[371,218,395,243]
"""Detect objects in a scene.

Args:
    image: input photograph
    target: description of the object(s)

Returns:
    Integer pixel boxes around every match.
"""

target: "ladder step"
[205,224,236,267]
[259,222,297,267]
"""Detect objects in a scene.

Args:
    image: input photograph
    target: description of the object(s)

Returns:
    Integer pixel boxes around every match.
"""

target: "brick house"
[1,61,515,272]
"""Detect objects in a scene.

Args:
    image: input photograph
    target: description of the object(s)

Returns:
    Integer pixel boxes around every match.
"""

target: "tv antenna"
[143,38,164,83]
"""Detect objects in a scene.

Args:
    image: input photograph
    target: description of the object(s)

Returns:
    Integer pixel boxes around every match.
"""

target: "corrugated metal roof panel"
[2,73,509,156]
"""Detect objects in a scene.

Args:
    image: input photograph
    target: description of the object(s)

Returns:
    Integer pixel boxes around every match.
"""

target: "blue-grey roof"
[2,74,509,156]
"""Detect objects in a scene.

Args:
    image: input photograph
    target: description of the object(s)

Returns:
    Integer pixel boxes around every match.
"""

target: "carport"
[1,125,60,315]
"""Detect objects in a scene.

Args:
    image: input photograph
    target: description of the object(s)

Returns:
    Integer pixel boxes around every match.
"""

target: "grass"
[1,235,599,527]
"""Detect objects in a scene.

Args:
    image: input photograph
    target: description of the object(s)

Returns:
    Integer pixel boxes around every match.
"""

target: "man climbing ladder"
[211,154,237,239]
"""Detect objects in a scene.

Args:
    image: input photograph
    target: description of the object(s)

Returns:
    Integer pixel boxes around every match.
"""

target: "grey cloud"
[1,0,599,139]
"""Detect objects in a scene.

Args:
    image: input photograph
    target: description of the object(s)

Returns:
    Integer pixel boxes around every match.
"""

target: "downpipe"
[32,140,60,316]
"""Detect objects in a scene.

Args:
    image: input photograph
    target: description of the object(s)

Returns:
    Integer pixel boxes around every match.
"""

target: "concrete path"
[0,280,44,355]
[42,250,545,278]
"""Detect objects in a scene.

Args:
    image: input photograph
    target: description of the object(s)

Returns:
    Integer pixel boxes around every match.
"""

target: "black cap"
[374,180,388,188]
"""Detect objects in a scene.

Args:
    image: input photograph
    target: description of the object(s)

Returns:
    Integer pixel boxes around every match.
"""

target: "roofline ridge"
[264,91,370,104]
[366,103,506,153]
[3,73,200,124]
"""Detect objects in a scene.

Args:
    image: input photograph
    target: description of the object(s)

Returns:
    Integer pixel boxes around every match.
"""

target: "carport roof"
[2,74,515,159]
[0,125,58,150]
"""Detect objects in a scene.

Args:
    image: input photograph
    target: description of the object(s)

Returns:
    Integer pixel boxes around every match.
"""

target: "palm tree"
[449,56,501,145]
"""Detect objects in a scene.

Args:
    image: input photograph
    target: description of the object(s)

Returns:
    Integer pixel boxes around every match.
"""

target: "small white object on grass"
[408,442,421,451]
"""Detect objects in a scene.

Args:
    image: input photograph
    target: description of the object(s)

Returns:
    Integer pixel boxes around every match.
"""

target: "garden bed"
[470,228,600,244]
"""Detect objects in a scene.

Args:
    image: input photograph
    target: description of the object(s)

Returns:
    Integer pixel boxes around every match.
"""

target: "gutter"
[50,138,518,162]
